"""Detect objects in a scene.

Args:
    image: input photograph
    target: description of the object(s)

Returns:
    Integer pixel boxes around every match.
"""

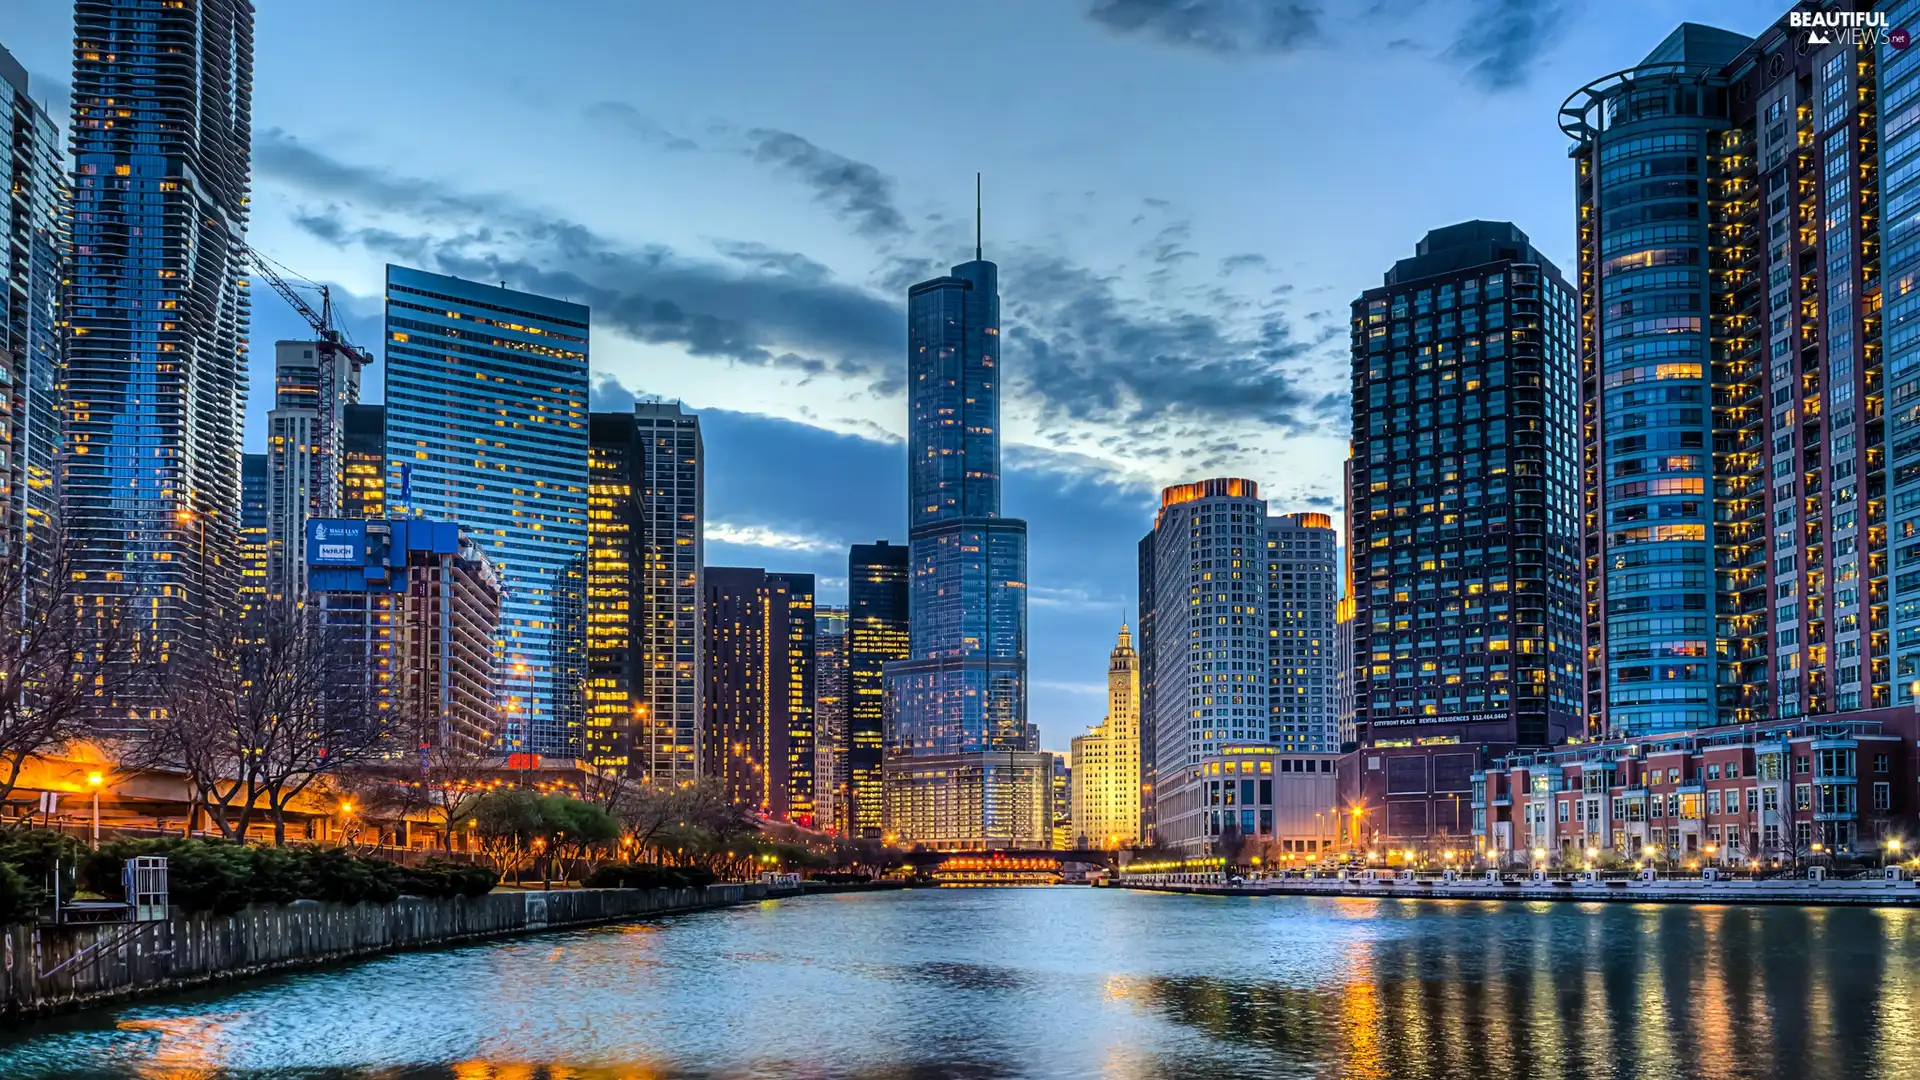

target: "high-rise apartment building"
[1,44,62,560]
[884,243,1045,848]
[66,0,253,680]
[1137,532,1157,842]
[340,405,385,520]
[587,412,648,775]
[634,401,703,782]
[814,605,849,835]
[701,567,815,822]
[307,518,502,756]
[1346,222,1584,750]
[1145,478,1269,853]
[1069,623,1142,849]
[1265,513,1338,753]
[848,540,908,838]
[1564,11,1895,732]
[383,265,589,756]
[239,453,267,621]
[266,340,363,603]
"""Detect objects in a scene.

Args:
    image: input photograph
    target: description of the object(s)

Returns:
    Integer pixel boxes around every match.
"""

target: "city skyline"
[2,0,1783,750]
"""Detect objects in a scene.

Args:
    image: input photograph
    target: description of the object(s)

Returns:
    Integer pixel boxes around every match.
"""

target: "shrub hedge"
[70,838,496,915]
[582,863,718,890]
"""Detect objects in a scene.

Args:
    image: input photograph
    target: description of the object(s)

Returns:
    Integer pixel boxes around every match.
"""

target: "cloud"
[584,101,700,151]
[1004,250,1347,443]
[1443,0,1570,91]
[1084,0,1324,56]
[707,521,843,554]
[743,127,911,240]
[257,130,904,394]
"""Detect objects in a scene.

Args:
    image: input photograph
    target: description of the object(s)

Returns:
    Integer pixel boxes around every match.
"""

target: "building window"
[1875,782,1892,812]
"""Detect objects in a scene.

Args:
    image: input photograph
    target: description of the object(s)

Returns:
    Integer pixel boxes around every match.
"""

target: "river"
[2,887,1918,1079]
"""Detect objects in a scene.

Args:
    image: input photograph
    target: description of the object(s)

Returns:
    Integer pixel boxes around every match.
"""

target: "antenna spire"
[975,172,982,262]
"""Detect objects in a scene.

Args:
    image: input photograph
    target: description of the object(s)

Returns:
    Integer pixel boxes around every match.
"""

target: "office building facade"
[65,0,253,678]
[239,453,267,621]
[701,567,814,822]
[634,401,703,782]
[1265,513,1338,753]
[813,605,849,836]
[848,540,908,837]
[1,44,62,560]
[267,340,363,604]
[307,518,502,756]
[1138,531,1158,842]
[882,751,1051,852]
[586,412,648,775]
[885,251,1044,847]
[383,265,589,756]
[340,404,385,520]
[1347,221,1584,750]
[1069,623,1142,849]
[1146,478,1270,854]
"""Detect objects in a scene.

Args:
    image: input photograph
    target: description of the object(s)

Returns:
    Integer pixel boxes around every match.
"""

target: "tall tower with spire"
[1071,623,1142,850]
[882,179,1047,850]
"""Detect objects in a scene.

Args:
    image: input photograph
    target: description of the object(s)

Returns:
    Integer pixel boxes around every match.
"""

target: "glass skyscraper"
[848,540,908,838]
[1,43,63,563]
[383,265,589,757]
[884,248,1045,849]
[65,0,253,681]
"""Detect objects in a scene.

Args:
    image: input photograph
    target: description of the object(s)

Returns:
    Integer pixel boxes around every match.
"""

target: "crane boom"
[244,248,373,526]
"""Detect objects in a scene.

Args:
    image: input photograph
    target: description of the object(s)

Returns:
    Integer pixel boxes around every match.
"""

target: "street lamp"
[86,771,104,848]
[1886,837,1904,868]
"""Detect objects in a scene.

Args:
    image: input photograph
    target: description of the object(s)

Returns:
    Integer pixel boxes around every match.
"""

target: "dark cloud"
[1218,253,1268,276]
[258,134,1347,491]
[1443,0,1570,91]
[1084,0,1324,56]
[744,128,911,240]
[1004,250,1346,441]
[584,101,699,151]
[257,130,903,393]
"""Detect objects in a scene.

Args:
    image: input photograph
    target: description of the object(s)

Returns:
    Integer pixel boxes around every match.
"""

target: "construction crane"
[245,248,374,518]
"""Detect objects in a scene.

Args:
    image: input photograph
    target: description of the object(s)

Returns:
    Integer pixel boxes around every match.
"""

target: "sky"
[8,0,1783,751]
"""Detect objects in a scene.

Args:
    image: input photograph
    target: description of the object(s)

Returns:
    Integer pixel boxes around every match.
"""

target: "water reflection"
[2,890,1919,1079]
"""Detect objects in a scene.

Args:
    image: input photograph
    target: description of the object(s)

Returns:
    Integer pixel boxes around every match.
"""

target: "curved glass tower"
[1563,26,1757,736]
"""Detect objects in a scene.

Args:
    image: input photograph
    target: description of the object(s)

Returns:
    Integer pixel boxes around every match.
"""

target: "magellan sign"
[305,519,368,567]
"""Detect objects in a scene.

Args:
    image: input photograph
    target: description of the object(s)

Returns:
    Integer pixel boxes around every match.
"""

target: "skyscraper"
[813,605,849,836]
[383,265,589,756]
[239,453,267,621]
[1,44,63,560]
[340,404,385,520]
[848,540,908,838]
[634,401,703,782]
[1137,531,1157,843]
[1565,14,1896,732]
[65,0,253,679]
[884,226,1045,849]
[1145,478,1269,853]
[1347,222,1583,750]
[1069,623,1142,850]
[587,412,648,775]
[702,567,814,821]
[1264,513,1338,753]
[266,340,363,604]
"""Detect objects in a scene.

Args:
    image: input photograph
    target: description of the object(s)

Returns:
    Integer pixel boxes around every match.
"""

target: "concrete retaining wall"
[1113,877,1920,906]
[0,884,775,1018]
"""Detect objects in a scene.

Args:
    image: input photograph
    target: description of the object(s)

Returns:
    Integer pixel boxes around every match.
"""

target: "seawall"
[0,883,791,1019]
[1112,876,1920,907]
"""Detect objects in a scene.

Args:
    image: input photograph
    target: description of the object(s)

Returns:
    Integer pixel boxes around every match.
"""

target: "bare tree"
[0,528,144,807]
[129,602,392,843]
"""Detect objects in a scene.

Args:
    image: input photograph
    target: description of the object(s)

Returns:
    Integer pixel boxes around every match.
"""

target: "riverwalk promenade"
[1114,869,1920,907]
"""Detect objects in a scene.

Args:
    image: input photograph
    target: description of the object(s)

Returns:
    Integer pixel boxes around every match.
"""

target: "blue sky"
[9,0,1781,750]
